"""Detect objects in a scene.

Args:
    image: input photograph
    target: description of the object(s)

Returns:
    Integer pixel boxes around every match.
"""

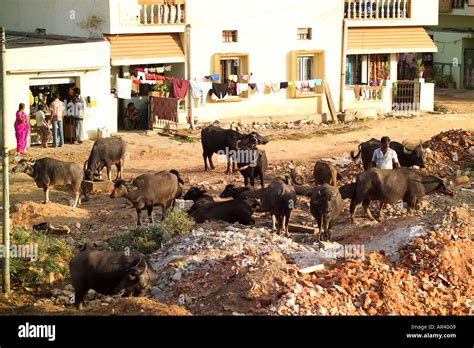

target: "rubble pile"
[422,130,473,178]
[143,204,472,316]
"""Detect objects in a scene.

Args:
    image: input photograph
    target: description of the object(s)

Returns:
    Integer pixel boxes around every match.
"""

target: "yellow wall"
[186,0,344,121]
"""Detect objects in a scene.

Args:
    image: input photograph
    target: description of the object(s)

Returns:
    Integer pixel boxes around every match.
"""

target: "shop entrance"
[29,78,77,145]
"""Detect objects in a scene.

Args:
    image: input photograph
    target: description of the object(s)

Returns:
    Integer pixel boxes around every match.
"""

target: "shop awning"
[105,33,185,66]
[347,27,438,55]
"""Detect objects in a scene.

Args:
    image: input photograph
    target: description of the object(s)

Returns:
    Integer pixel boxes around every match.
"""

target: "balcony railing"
[344,0,411,20]
[139,0,186,25]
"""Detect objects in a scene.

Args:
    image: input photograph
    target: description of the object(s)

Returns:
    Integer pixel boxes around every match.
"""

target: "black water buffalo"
[69,249,156,309]
[12,158,87,207]
[351,138,425,170]
[310,184,344,241]
[339,183,356,200]
[190,198,260,225]
[220,184,251,199]
[314,161,342,186]
[183,187,215,214]
[350,168,454,223]
[201,125,269,174]
[236,147,268,189]
[110,170,183,225]
[84,137,127,181]
[252,177,297,237]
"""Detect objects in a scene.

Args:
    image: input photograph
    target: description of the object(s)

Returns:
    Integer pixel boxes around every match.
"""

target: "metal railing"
[139,2,186,25]
[453,0,465,9]
[344,0,411,19]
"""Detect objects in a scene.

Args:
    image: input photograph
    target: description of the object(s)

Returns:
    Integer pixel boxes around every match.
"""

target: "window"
[297,28,312,40]
[290,50,325,98]
[346,54,389,85]
[213,53,249,99]
[298,56,313,81]
[222,30,238,43]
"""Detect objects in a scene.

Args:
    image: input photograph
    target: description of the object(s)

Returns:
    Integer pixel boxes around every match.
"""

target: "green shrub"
[161,208,195,236]
[7,228,74,287]
[434,103,448,113]
[108,224,171,254]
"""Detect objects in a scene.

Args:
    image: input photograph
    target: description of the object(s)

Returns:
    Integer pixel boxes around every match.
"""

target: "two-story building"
[343,0,439,115]
[428,0,474,89]
[1,0,440,147]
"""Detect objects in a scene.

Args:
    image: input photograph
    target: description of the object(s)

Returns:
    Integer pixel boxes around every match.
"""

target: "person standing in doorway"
[50,93,65,147]
[71,87,86,144]
[36,104,52,148]
[14,103,30,156]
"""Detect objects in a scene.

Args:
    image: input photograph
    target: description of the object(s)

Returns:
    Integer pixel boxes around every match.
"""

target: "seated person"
[124,102,141,130]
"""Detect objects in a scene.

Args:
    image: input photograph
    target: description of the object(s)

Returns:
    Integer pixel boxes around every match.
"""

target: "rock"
[64,284,74,291]
[172,272,182,282]
[51,289,62,297]
[75,222,81,229]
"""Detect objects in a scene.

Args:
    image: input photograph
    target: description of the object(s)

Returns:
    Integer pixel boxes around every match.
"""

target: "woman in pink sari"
[15,103,29,155]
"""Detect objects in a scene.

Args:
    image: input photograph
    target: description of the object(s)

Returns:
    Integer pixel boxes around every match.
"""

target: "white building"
[0,0,440,135]
[3,33,111,150]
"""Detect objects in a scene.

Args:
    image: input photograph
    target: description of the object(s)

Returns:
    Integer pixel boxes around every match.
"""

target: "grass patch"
[108,209,194,254]
[170,135,200,143]
[108,224,171,255]
[7,228,74,287]
[434,103,449,113]
[161,208,195,236]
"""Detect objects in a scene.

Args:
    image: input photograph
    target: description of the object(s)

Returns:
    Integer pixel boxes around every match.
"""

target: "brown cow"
[313,161,342,187]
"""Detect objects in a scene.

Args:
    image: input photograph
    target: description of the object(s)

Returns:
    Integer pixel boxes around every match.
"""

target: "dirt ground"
[1,93,473,315]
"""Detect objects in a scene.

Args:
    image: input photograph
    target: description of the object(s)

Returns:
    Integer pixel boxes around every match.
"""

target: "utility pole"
[1,27,11,295]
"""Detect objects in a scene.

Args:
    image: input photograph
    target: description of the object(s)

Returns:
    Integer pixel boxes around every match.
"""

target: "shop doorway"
[29,78,76,145]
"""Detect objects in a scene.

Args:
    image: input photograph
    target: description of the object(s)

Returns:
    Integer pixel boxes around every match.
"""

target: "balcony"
[344,0,411,20]
[139,0,186,26]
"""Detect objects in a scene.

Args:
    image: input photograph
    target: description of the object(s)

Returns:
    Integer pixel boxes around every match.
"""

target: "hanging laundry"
[315,79,323,86]
[190,81,212,107]
[228,75,238,83]
[156,67,165,74]
[145,73,156,80]
[154,75,166,81]
[264,82,272,90]
[205,74,221,81]
[236,83,249,96]
[117,78,132,99]
[272,83,281,93]
[211,83,229,100]
[288,82,296,88]
[308,80,316,89]
[135,68,145,73]
[248,83,257,90]
[137,72,146,81]
[295,81,303,90]
[164,65,172,72]
[150,97,179,127]
[353,86,362,101]
[148,68,156,73]
[280,82,289,89]
[241,74,250,81]
[173,79,190,100]
[256,83,265,93]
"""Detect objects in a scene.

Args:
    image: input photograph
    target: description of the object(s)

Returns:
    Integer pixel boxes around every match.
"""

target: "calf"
[110,170,183,225]
[12,158,87,207]
[69,249,156,310]
[84,137,127,181]
[235,145,268,189]
[313,161,342,186]
[190,198,260,225]
[252,177,297,237]
[310,184,344,241]
[183,187,215,214]
[220,184,251,199]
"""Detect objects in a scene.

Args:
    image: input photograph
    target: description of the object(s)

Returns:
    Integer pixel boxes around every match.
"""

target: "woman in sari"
[15,103,29,155]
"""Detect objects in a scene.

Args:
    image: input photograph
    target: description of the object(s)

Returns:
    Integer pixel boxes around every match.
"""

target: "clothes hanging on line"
[150,97,179,128]
[280,82,289,89]
[205,74,221,81]
[117,78,132,99]
[236,83,249,96]
[211,83,229,100]
[256,83,265,93]
[271,83,281,93]
[248,83,257,90]
[173,79,190,100]
[190,81,212,107]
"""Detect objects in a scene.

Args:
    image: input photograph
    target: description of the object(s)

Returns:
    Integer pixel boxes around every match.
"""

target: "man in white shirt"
[370,136,401,170]
[50,93,65,147]
[370,136,401,219]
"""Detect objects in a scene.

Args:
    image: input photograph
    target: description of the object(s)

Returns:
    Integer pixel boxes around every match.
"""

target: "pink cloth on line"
[15,111,29,153]
[173,79,190,100]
